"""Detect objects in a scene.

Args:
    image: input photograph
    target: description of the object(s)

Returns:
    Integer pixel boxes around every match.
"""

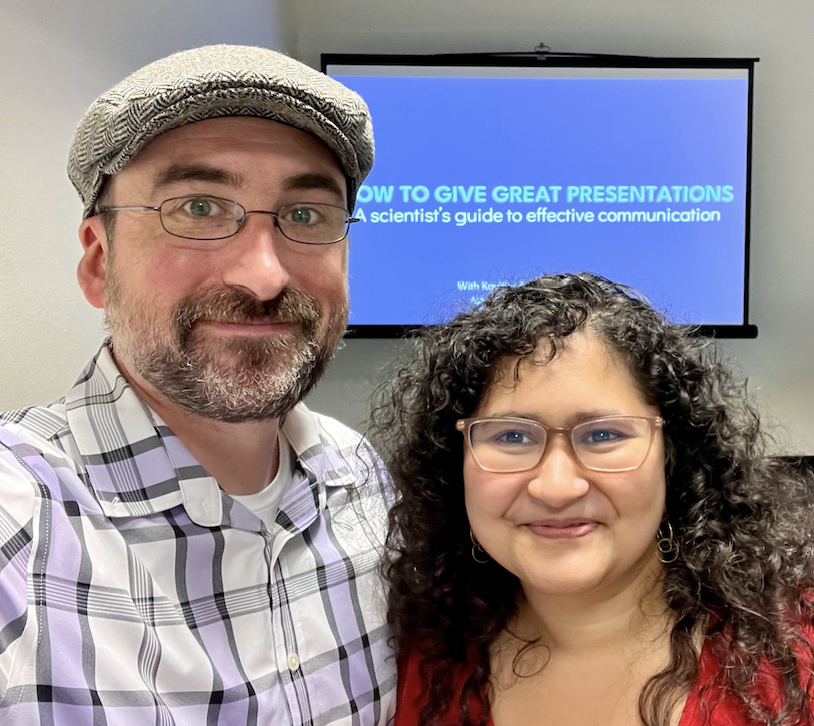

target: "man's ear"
[77,216,109,309]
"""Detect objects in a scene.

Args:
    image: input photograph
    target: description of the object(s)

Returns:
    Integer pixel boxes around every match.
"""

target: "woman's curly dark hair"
[369,272,814,726]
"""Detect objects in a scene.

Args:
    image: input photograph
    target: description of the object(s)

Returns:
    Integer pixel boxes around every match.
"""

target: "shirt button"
[286,652,300,671]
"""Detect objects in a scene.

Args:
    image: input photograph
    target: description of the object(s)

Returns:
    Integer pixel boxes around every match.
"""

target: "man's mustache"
[173,287,321,337]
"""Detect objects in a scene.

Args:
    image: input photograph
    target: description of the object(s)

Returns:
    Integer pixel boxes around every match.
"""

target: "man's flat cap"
[68,44,374,217]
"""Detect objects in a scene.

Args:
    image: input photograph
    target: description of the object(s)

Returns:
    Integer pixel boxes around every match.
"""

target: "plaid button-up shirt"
[0,344,395,725]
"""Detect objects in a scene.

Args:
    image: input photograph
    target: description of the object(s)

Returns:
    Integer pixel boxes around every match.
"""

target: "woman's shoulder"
[679,616,814,726]
[395,645,492,726]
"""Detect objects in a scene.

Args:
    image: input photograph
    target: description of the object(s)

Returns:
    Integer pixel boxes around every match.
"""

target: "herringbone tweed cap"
[68,44,374,218]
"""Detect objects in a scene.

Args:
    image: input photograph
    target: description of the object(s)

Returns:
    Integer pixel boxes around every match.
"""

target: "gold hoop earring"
[470,529,490,564]
[656,521,679,564]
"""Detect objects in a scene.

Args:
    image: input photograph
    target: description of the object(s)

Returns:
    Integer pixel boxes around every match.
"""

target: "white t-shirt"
[231,430,294,530]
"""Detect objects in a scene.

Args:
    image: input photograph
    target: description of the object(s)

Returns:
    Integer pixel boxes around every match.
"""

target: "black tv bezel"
[322,52,759,340]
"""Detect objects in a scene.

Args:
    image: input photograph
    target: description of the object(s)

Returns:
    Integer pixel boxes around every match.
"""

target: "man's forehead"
[146,165,347,202]
[116,117,347,197]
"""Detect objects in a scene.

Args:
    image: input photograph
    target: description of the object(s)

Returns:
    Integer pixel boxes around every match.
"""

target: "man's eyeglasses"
[456,415,664,473]
[98,195,358,247]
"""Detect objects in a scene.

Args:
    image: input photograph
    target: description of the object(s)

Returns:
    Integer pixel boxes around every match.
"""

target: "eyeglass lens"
[466,416,657,473]
[158,195,350,244]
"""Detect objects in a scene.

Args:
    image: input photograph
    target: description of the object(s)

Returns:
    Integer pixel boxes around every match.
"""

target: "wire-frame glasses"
[99,194,358,248]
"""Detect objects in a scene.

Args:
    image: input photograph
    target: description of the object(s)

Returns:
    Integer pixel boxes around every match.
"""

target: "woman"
[371,273,814,726]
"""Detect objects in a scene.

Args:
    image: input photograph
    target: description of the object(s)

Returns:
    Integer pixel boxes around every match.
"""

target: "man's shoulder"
[0,400,70,444]
[0,399,78,466]
[0,400,82,497]
[0,343,133,471]
[0,404,75,536]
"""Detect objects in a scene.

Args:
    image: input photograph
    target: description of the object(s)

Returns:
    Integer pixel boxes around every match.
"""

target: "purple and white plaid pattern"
[0,344,395,725]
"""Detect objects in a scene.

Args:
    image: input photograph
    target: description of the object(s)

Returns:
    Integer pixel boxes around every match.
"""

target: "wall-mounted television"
[322,52,757,338]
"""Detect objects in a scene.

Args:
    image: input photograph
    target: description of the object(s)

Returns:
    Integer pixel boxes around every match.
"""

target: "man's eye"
[182,197,219,217]
[286,205,323,226]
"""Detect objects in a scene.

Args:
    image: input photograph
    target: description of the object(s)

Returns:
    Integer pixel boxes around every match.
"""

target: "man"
[0,45,394,725]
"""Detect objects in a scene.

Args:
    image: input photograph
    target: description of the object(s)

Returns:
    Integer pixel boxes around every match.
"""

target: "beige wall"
[298,0,814,454]
[2,0,813,454]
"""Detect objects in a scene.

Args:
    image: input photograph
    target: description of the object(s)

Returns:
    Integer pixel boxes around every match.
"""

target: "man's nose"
[526,434,591,508]
[220,213,290,301]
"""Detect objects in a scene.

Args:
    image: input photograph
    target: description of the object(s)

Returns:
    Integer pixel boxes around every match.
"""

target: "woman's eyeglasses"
[456,415,664,473]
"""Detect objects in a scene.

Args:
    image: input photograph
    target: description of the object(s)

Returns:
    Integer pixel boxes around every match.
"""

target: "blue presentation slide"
[333,72,750,326]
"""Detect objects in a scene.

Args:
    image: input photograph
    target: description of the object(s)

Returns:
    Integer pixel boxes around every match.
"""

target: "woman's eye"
[495,430,534,445]
[583,428,625,444]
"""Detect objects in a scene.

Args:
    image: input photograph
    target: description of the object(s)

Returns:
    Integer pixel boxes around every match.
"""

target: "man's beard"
[105,275,347,423]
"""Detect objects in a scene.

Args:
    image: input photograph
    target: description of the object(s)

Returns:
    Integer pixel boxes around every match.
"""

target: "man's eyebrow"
[283,173,345,200]
[152,165,244,193]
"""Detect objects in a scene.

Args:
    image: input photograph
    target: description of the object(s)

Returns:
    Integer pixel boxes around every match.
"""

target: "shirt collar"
[283,406,360,490]
[274,404,360,534]
[66,343,355,529]
[66,344,219,524]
